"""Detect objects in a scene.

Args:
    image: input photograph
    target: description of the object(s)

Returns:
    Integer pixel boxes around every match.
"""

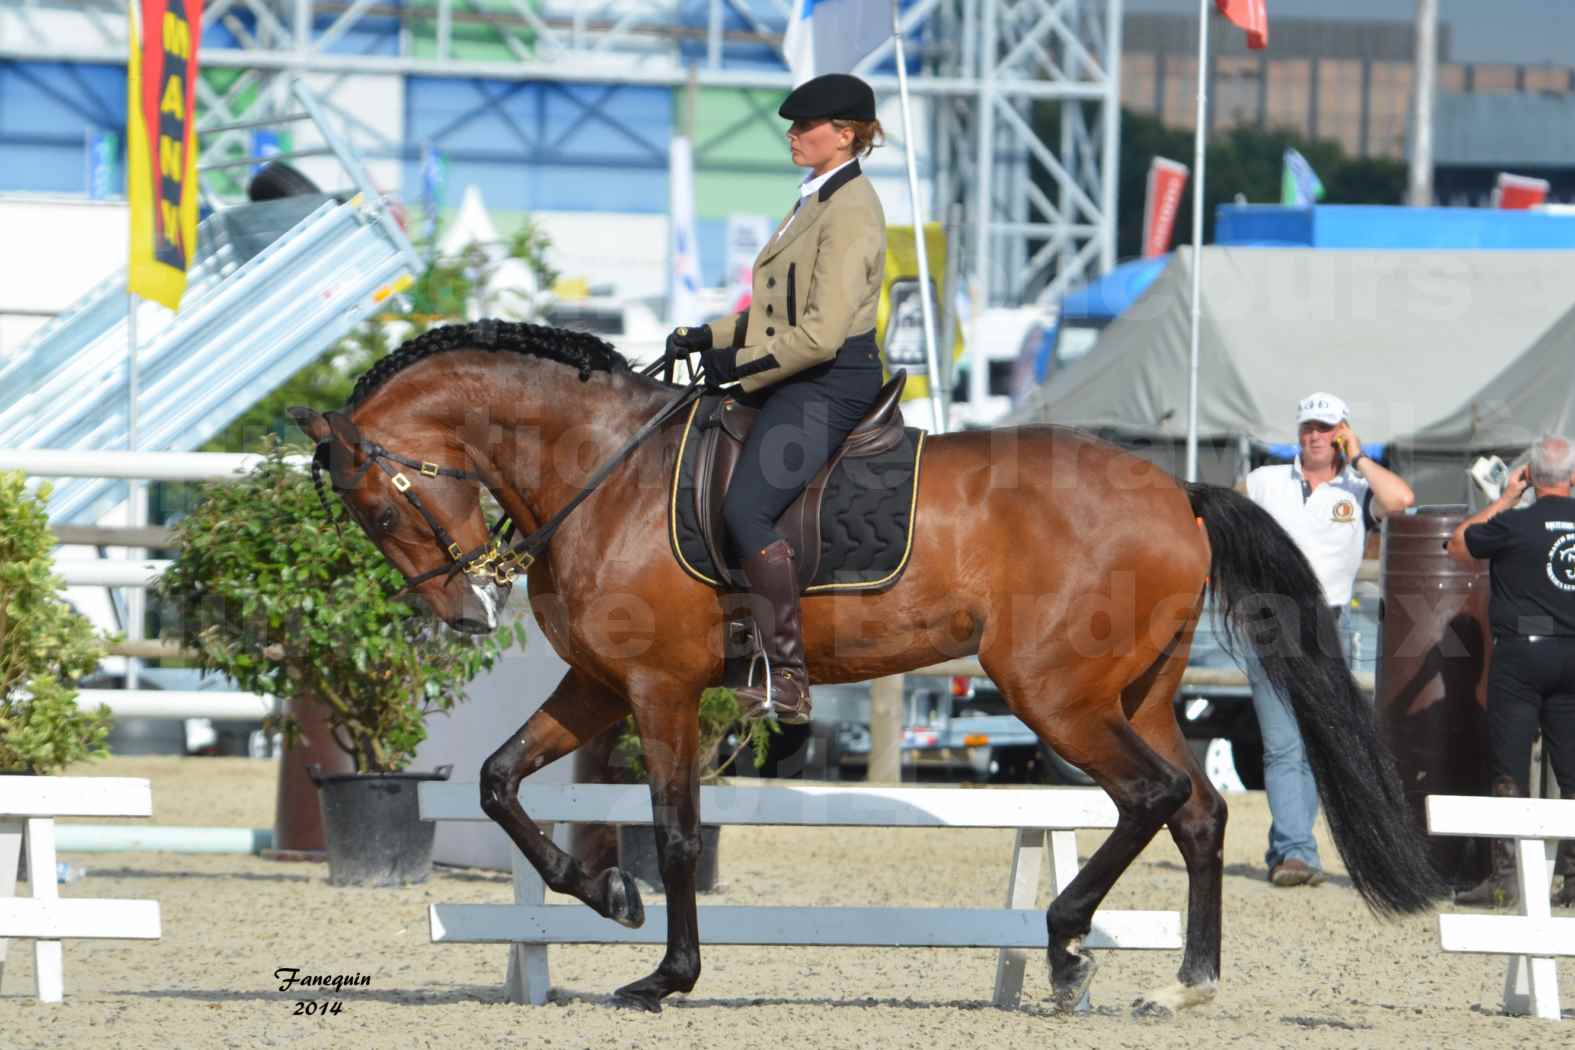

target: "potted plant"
[611,688,774,892]
[155,441,523,886]
[0,472,113,777]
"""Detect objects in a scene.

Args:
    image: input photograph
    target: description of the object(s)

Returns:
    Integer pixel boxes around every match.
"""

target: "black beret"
[778,73,876,122]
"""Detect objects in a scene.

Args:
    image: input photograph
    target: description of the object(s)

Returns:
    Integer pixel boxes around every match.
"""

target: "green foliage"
[155,440,525,772]
[614,687,775,785]
[0,473,112,773]
[1036,107,1407,260]
[201,217,558,455]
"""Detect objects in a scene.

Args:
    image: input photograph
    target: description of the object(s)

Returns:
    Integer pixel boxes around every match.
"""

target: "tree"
[0,473,112,773]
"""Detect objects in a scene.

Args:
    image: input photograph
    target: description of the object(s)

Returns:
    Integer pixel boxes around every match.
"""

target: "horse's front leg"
[479,668,643,928]
[614,689,703,1012]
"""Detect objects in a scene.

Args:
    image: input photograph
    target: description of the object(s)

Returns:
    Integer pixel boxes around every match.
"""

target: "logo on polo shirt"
[1549,534,1575,592]
[1331,499,1357,524]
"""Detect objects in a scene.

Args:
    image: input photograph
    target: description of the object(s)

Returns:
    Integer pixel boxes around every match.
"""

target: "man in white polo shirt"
[1244,392,1415,886]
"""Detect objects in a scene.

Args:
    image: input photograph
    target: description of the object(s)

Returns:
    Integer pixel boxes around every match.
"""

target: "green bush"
[155,440,524,773]
[0,472,112,774]
[614,688,774,785]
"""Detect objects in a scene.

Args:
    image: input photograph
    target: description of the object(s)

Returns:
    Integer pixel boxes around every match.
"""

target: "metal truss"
[0,0,1121,305]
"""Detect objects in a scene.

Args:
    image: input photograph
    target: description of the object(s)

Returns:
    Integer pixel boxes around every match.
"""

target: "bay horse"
[290,321,1441,1014]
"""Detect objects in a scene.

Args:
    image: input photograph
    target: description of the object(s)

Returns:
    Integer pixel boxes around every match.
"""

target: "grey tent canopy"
[1012,246,1575,449]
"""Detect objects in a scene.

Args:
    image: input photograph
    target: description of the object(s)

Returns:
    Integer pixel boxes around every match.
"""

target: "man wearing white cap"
[1244,392,1415,886]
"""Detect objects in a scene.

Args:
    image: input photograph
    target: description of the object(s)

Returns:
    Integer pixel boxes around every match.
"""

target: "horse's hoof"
[1131,997,1174,1020]
[603,868,645,929]
[613,986,663,1014]
[1132,978,1216,1017]
[1048,949,1098,1013]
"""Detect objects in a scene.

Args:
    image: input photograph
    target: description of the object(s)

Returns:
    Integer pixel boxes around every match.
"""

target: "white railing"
[420,782,1182,1008]
[1428,794,1575,1021]
[0,776,163,1003]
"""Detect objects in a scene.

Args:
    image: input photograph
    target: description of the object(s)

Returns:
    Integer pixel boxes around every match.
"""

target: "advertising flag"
[1141,157,1189,258]
[126,1,203,311]
[668,136,704,326]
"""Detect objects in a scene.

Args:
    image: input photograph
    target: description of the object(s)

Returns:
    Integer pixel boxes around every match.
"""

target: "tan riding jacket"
[707,160,886,394]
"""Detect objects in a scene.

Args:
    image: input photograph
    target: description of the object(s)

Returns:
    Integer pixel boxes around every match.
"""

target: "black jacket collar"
[818,159,862,202]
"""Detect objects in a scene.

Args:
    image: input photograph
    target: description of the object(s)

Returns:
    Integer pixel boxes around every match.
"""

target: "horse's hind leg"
[479,668,643,928]
[985,652,1193,1014]
[1125,598,1227,1016]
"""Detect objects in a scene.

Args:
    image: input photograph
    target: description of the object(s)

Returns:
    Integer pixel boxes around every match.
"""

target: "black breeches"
[722,357,883,558]
[1487,637,1575,794]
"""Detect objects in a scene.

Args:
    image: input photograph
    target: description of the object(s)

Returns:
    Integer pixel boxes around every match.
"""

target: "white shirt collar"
[799,157,856,201]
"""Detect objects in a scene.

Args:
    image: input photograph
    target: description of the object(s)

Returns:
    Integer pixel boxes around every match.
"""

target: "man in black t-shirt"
[1447,434,1575,908]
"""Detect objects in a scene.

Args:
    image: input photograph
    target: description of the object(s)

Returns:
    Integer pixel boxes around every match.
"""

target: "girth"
[692,369,908,591]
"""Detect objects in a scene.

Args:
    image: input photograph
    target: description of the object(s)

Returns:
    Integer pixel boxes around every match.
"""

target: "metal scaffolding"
[0,0,1121,306]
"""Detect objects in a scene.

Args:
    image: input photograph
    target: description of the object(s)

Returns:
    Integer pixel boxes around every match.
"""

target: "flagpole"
[1184,0,1210,483]
[891,0,946,434]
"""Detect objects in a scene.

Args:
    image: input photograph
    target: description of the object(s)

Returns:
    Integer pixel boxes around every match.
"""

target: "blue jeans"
[1245,606,1350,871]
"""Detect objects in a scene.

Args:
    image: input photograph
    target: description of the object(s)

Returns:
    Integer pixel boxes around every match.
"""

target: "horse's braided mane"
[347,320,631,408]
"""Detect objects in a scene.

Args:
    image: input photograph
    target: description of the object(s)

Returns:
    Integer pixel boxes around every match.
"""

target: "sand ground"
[0,756,1569,1049]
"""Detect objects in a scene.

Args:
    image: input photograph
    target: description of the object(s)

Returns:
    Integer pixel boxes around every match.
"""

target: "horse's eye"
[377,507,397,532]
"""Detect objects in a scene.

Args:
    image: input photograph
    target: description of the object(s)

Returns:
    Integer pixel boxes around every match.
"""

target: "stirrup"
[745,619,775,718]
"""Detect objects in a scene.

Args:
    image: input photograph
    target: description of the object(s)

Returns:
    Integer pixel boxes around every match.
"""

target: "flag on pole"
[1215,0,1268,50]
[668,136,704,326]
[126,1,203,311]
[783,0,892,83]
[1141,157,1189,258]
[1281,147,1325,206]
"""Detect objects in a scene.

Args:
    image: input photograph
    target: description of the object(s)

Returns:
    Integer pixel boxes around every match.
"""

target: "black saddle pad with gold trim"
[667,397,925,594]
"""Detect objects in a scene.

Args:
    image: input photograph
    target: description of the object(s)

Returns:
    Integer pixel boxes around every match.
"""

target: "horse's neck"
[488,368,669,532]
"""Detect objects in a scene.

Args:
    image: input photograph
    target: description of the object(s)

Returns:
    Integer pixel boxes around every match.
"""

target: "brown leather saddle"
[692,369,908,592]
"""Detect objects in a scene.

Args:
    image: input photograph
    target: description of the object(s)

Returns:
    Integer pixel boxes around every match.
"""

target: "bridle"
[312,351,707,599]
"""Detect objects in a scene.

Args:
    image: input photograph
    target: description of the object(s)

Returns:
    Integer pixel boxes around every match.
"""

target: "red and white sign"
[1492,172,1550,210]
[1141,157,1190,259]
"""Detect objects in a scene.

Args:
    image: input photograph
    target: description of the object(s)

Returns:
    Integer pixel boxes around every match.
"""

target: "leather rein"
[313,354,706,598]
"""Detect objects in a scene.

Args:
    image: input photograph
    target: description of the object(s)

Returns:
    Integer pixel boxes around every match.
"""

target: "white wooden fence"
[1428,794,1575,1021]
[0,776,163,1002]
[419,782,1181,1007]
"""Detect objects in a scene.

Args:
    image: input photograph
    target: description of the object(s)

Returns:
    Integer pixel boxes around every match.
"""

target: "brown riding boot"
[733,539,811,725]
[1553,791,1575,909]
[1456,775,1522,909]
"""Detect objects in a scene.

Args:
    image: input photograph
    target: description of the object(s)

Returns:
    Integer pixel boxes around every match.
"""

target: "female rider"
[666,73,887,724]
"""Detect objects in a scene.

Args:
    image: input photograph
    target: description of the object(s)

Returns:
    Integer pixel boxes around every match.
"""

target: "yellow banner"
[876,222,964,400]
[127,1,203,311]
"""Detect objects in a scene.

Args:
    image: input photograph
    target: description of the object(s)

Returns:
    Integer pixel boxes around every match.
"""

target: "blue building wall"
[401,77,672,215]
[0,62,125,194]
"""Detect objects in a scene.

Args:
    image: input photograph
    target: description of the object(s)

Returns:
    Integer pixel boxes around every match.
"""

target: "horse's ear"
[287,406,331,442]
[323,410,362,450]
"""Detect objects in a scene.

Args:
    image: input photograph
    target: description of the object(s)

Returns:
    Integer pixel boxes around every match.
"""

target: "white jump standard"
[0,776,163,1003]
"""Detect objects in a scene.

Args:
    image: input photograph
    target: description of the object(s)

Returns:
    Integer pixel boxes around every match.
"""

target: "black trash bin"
[1375,508,1493,889]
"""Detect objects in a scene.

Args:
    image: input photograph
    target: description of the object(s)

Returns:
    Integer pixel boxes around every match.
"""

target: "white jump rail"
[420,782,1182,1007]
[0,776,163,1002]
[1427,794,1575,1021]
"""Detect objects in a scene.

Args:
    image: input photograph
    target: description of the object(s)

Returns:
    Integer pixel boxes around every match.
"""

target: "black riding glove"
[664,325,712,359]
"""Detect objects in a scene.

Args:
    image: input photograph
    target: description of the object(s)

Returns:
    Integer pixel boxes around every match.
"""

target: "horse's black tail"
[1186,482,1444,915]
